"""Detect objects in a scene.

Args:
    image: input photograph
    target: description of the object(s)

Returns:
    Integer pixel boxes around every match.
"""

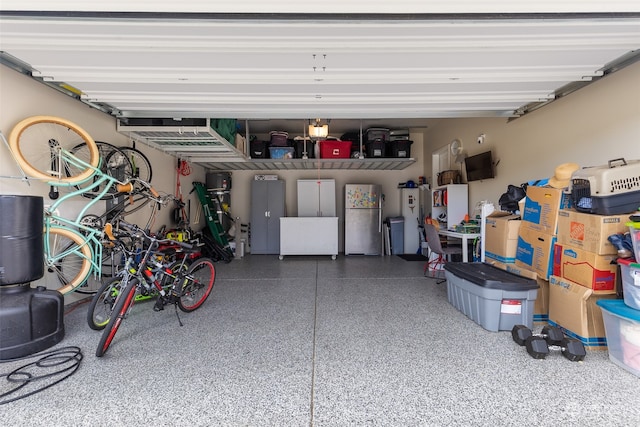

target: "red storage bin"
[319,140,352,159]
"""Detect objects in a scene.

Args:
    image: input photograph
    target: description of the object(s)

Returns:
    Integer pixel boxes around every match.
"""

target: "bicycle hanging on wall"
[4,115,165,295]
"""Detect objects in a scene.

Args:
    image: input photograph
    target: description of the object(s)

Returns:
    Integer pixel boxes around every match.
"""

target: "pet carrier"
[570,158,640,215]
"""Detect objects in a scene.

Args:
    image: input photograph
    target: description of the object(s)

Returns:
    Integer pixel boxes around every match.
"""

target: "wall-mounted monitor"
[465,151,494,182]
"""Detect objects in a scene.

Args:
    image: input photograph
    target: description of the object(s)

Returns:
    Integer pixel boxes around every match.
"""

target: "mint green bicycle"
[7,115,161,295]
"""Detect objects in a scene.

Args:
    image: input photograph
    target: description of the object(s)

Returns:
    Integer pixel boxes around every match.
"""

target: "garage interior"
[1,2,640,425]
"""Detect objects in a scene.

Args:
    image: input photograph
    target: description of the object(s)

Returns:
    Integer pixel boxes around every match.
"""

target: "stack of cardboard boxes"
[550,209,629,347]
[485,185,629,348]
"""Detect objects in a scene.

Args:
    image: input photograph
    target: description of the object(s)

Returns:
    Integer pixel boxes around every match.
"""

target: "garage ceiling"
[1,3,639,168]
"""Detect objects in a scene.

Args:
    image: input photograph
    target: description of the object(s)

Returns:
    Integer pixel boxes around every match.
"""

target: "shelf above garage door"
[116,117,415,171]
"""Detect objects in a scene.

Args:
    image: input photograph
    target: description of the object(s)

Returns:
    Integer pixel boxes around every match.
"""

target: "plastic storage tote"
[250,140,270,158]
[444,262,539,332]
[597,299,640,378]
[387,140,413,158]
[629,221,640,261]
[618,258,640,310]
[319,140,352,159]
[365,140,385,158]
[269,146,294,159]
[269,131,289,146]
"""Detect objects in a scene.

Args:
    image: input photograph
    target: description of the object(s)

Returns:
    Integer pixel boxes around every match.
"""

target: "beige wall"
[422,61,640,214]
[0,67,208,229]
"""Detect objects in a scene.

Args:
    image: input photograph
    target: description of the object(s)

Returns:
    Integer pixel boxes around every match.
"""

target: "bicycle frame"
[41,146,134,293]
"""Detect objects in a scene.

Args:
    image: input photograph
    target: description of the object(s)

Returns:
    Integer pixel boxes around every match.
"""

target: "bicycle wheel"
[43,227,93,295]
[71,141,133,199]
[87,276,125,330]
[8,116,99,184]
[120,147,152,183]
[96,278,138,357]
[178,257,215,312]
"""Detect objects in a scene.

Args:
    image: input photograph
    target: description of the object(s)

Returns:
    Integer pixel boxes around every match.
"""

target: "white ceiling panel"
[1,14,638,121]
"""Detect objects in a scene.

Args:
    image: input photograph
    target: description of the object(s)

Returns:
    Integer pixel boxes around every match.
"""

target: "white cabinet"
[431,184,469,230]
[297,179,336,217]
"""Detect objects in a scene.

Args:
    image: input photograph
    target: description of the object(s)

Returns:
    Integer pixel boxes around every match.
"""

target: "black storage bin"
[250,140,270,158]
[387,140,413,158]
[0,285,65,360]
[365,140,386,158]
[293,139,315,158]
[365,127,390,142]
[0,195,44,285]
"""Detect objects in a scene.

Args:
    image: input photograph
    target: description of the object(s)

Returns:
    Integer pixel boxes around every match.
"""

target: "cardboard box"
[533,278,549,323]
[521,186,563,234]
[485,212,521,263]
[515,226,556,280]
[548,275,617,348]
[485,258,508,270]
[557,209,631,255]
[552,243,618,294]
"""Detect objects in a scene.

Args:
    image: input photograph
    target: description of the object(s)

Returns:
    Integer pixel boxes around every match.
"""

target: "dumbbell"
[511,325,586,362]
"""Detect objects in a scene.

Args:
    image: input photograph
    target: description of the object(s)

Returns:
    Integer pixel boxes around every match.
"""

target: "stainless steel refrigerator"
[344,184,383,255]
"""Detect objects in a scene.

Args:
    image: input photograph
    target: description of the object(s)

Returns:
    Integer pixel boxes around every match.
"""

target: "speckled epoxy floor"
[1,255,638,426]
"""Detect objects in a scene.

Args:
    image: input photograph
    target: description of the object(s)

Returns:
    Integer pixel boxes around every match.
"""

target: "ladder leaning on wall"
[192,181,233,260]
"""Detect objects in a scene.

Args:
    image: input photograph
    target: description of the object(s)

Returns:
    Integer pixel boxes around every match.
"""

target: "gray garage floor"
[1,255,638,426]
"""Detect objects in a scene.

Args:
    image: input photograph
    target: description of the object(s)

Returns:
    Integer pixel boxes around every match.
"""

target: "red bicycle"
[95,221,216,357]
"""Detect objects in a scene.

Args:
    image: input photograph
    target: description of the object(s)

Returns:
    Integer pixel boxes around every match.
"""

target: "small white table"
[437,229,480,263]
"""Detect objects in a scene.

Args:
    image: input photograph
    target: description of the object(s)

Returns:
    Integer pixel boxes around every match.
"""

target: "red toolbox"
[319,140,352,159]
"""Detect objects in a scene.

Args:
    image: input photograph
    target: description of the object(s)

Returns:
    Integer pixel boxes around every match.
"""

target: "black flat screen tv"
[465,151,494,182]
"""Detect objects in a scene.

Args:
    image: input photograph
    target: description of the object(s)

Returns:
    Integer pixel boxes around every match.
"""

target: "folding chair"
[423,222,462,283]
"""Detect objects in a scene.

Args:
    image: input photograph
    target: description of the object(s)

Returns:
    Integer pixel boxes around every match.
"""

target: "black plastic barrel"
[0,284,65,360]
[0,195,44,285]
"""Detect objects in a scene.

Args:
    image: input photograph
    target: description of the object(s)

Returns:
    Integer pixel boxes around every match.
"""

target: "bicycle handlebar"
[116,220,196,251]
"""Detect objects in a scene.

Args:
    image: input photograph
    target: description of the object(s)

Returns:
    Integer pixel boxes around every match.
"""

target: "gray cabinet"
[250,179,285,254]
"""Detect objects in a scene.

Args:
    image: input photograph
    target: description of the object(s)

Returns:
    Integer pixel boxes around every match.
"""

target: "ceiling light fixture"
[308,119,329,139]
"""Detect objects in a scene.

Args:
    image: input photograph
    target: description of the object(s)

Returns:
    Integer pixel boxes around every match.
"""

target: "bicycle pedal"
[153,298,166,311]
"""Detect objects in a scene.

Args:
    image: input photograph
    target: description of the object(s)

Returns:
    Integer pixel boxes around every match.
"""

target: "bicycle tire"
[71,141,133,199]
[87,276,125,330]
[44,227,93,295]
[96,278,138,357]
[8,116,99,184]
[178,257,215,312]
[120,147,153,183]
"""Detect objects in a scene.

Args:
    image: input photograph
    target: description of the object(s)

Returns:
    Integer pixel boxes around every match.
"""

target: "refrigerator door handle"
[378,207,382,232]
